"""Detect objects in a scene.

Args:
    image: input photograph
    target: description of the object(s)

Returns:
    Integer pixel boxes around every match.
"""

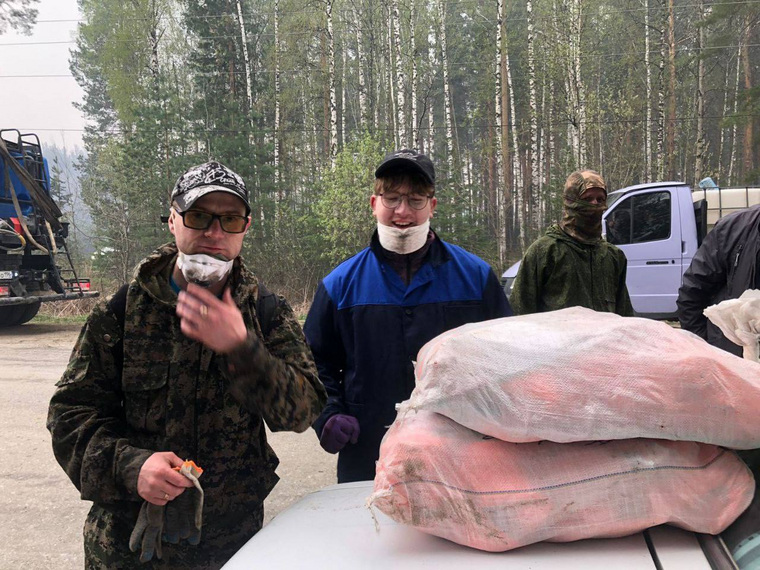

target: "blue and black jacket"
[304,230,512,482]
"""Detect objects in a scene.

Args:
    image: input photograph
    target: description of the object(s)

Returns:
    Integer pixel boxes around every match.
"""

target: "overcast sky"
[0,0,85,152]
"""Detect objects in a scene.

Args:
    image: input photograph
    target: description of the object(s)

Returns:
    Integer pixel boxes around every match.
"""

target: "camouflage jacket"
[47,243,326,567]
[511,224,634,317]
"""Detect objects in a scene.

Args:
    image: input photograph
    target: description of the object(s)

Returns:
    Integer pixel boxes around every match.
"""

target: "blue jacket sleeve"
[303,281,349,436]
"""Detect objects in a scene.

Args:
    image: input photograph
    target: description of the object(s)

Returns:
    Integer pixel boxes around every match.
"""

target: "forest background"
[5,0,760,306]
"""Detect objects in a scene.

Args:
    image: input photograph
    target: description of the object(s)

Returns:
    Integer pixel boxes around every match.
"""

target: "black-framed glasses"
[175,209,248,233]
[380,193,430,210]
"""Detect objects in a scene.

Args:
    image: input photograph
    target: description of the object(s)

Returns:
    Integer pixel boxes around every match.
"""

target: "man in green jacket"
[510,169,634,316]
[47,161,326,569]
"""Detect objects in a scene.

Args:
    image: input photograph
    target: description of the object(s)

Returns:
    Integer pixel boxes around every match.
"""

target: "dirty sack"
[405,306,760,449]
[369,410,755,552]
[704,289,760,363]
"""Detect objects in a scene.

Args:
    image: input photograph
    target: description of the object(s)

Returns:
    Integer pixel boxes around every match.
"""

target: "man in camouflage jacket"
[47,162,326,569]
[511,170,634,316]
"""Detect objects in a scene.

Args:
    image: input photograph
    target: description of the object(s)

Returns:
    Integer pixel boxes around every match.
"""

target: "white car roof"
[223,481,713,569]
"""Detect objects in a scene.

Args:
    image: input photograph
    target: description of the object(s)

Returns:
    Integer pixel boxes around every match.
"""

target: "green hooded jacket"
[511,224,634,316]
[47,242,326,569]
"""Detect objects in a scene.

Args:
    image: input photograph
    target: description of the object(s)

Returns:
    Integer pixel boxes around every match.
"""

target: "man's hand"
[137,452,194,505]
[319,414,360,454]
[176,284,248,353]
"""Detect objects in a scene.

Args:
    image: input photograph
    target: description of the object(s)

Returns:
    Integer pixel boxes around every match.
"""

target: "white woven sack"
[370,410,755,552]
[405,307,760,448]
[704,289,760,362]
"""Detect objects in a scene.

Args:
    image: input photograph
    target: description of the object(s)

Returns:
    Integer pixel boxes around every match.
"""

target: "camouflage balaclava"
[559,169,607,244]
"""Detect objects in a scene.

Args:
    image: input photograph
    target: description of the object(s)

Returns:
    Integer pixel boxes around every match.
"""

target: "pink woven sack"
[407,307,760,448]
[369,410,755,552]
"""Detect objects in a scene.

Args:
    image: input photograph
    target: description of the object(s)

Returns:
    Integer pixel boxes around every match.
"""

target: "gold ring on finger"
[200,305,208,318]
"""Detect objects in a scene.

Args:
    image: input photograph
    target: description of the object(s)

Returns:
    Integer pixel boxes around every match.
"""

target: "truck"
[502,181,760,319]
[0,129,98,326]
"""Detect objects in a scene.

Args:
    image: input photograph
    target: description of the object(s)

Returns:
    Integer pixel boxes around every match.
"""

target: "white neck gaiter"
[176,252,234,287]
[377,220,430,254]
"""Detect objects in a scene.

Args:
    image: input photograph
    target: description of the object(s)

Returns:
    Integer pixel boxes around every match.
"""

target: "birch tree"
[326,0,338,165]
[427,25,436,157]
[728,44,741,185]
[560,0,586,168]
[274,0,281,185]
[644,0,653,182]
[392,0,407,146]
[693,0,706,184]
[410,0,419,148]
[666,0,676,179]
[740,14,753,180]
[656,8,666,180]
[494,0,508,265]
[353,5,367,130]
[438,0,455,176]
[526,0,540,208]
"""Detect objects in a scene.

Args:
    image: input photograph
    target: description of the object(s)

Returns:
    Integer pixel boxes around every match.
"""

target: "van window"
[632,192,671,243]
[607,191,671,245]
[606,202,632,245]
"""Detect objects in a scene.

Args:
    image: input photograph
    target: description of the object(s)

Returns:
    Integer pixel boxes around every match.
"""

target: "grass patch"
[32,313,88,325]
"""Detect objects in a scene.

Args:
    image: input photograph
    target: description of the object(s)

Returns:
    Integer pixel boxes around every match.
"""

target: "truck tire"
[16,301,41,325]
[0,302,41,327]
[0,305,24,327]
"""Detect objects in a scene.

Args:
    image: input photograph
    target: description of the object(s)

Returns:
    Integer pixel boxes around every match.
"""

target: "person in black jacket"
[304,149,512,483]
[677,204,760,357]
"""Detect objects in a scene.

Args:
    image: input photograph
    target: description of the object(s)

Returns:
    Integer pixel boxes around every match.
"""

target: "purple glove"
[319,414,360,454]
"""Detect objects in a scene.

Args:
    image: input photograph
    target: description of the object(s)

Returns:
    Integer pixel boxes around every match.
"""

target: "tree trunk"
[387,10,398,147]
[321,33,330,157]
[507,7,522,249]
[341,33,347,148]
[326,0,337,165]
[666,0,676,179]
[235,0,254,142]
[728,43,741,186]
[353,6,367,130]
[644,0,652,182]
[427,25,436,157]
[410,0,419,149]
[495,0,508,265]
[438,0,455,177]
[741,16,752,181]
[274,0,281,186]
[693,0,705,185]
[656,8,666,180]
[392,0,407,147]
[527,0,539,213]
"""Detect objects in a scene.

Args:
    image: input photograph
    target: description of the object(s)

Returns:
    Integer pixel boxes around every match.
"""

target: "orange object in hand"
[172,460,203,478]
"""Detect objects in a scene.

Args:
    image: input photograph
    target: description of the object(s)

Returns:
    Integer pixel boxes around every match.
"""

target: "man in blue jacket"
[304,149,512,483]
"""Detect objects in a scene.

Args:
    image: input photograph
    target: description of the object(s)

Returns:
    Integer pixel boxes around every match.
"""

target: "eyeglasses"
[174,209,248,234]
[380,193,431,210]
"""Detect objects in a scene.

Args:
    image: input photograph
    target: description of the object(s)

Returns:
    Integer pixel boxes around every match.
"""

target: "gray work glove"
[163,461,204,546]
[129,502,164,563]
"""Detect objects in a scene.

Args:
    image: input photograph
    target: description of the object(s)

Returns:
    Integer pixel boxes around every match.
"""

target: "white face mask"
[176,252,234,287]
[377,220,430,254]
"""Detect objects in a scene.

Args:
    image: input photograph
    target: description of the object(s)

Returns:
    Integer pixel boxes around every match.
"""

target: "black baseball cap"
[375,149,435,187]
[170,161,250,214]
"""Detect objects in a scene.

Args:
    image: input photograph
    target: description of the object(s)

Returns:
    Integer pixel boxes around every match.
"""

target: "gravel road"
[0,322,336,569]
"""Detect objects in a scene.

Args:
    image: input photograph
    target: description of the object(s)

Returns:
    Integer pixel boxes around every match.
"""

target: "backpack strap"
[255,281,278,337]
[107,283,129,370]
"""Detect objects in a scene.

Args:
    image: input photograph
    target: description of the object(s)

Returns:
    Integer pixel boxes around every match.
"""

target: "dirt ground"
[0,322,336,569]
